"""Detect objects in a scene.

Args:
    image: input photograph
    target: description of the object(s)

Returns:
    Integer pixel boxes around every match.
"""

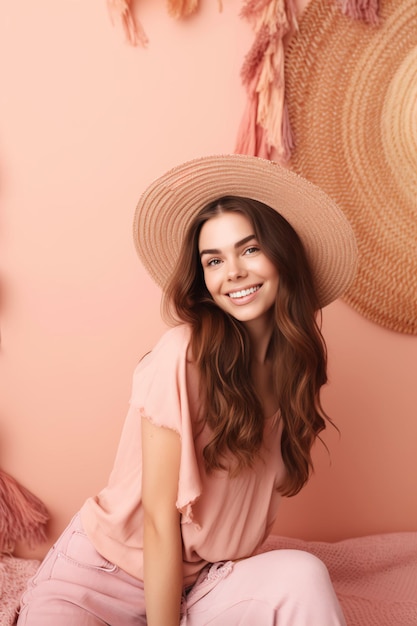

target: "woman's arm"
[141,416,183,626]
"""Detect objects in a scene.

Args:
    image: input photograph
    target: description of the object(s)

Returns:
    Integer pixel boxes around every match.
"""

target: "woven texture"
[258,532,417,625]
[0,556,39,625]
[285,0,417,334]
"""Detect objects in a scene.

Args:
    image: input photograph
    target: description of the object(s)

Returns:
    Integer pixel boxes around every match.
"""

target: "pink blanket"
[0,556,39,626]
[258,532,417,625]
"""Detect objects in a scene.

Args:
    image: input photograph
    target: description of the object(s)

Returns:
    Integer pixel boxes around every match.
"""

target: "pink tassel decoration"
[0,469,49,553]
[167,0,223,19]
[235,0,298,162]
[235,72,271,158]
[107,0,149,46]
[167,0,199,19]
[281,101,294,160]
[340,0,379,24]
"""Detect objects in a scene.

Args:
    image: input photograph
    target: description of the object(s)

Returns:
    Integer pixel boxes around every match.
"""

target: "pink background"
[0,0,416,559]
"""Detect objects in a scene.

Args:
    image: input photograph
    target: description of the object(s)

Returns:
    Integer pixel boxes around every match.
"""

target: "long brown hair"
[163,196,330,496]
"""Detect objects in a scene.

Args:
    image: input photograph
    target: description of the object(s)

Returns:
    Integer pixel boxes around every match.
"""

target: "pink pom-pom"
[0,469,49,553]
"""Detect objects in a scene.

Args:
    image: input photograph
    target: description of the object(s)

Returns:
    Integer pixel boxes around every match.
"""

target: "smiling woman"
[163,189,337,489]
[17,154,357,626]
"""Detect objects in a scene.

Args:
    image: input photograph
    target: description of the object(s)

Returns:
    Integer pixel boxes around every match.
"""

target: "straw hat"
[285,0,417,334]
[133,154,357,308]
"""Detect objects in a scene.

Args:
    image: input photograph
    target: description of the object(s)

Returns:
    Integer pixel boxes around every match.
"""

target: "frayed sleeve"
[130,325,202,523]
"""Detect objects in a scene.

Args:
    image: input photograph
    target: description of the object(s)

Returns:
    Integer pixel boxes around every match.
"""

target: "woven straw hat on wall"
[285,0,417,334]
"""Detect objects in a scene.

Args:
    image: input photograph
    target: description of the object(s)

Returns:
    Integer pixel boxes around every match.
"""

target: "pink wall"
[0,1,416,560]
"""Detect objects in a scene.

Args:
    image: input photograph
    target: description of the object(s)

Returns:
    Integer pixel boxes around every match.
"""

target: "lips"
[228,285,261,299]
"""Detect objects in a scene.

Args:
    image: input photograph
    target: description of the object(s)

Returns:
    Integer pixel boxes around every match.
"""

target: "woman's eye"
[207,258,221,267]
[244,246,259,255]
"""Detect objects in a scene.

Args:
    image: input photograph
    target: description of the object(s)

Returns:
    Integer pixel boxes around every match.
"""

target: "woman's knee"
[272,549,332,589]
[278,549,330,577]
[244,549,333,598]
[253,548,328,574]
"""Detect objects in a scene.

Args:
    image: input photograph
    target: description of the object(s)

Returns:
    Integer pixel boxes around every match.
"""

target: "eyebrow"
[199,234,256,258]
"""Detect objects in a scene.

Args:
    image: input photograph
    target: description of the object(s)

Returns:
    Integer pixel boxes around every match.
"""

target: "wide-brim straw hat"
[285,0,417,334]
[134,154,357,309]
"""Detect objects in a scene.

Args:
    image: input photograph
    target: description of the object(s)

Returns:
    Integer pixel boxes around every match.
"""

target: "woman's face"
[198,211,279,330]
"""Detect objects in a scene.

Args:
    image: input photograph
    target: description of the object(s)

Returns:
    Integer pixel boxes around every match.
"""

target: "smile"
[228,285,261,299]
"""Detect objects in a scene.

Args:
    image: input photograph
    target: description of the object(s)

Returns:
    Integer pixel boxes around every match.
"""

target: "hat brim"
[133,154,358,308]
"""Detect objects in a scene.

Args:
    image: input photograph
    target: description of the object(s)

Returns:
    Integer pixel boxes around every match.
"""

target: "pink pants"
[17,514,346,625]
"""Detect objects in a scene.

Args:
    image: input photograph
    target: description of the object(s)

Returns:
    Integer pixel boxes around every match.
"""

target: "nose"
[227,257,247,281]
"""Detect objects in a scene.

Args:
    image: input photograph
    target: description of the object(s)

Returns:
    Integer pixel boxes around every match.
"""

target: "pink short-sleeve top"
[81,324,286,586]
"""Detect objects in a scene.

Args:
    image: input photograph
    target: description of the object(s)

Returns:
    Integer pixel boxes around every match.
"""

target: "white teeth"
[229,286,260,299]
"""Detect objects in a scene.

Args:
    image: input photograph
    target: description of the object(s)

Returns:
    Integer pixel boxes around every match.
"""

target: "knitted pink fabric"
[0,556,40,626]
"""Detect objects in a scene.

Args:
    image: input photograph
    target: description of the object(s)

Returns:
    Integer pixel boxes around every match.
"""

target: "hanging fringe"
[340,0,379,24]
[0,469,49,553]
[106,0,225,44]
[107,0,149,46]
[235,81,270,158]
[281,101,294,159]
[167,0,223,19]
[235,0,298,162]
[167,0,199,19]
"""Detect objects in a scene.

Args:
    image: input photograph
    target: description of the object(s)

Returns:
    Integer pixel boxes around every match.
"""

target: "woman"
[18,154,357,625]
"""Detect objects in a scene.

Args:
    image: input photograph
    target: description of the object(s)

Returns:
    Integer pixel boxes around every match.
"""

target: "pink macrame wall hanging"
[106,0,379,161]
[235,0,298,162]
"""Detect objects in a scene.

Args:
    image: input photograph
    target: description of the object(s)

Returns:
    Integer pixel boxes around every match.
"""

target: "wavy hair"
[163,196,331,496]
